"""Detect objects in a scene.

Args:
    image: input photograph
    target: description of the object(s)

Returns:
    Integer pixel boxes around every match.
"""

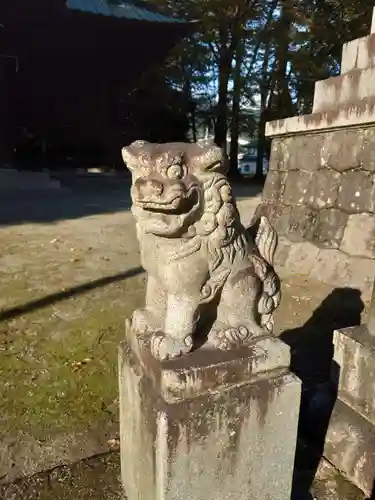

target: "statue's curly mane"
[194,172,248,274]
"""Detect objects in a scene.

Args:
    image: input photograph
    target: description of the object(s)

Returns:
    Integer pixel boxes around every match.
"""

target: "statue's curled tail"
[251,216,281,333]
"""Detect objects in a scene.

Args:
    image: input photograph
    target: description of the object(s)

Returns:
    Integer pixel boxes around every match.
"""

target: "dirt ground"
[0,181,369,496]
[0,450,367,500]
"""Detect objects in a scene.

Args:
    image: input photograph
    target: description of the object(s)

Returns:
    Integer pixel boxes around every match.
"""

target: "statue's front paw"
[151,332,193,361]
[208,326,254,350]
[132,309,159,334]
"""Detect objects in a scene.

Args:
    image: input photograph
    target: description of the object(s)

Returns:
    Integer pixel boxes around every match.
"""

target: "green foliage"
[147,0,374,169]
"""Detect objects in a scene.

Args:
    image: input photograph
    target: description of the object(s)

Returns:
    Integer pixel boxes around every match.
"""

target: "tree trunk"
[252,0,279,180]
[269,0,294,118]
[229,41,244,177]
[183,79,197,143]
[191,105,197,143]
[255,41,272,180]
[214,26,233,151]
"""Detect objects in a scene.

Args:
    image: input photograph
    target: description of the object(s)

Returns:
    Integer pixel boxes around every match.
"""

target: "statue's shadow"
[280,287,364,499]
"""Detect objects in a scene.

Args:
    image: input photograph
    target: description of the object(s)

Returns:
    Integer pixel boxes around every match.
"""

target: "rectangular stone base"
[324,326,375,496]
[325,399,375,497]
[332,325,375,425]
[118,325,301,500]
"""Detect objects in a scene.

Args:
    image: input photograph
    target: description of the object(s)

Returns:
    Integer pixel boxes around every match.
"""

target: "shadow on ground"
[0,453,123,500]
[281,287,365,500]
[0,266,144,322]
[0,177,262,226]
[0,189,133,226]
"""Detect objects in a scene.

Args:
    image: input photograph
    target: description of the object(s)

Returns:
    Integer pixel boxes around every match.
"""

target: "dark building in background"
[0,0,190,168]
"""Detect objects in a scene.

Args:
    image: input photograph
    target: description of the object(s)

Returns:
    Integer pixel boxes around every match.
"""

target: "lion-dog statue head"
[122,140,239,243]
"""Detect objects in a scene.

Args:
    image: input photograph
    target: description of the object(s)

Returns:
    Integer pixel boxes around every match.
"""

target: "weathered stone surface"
[360,127,375,172]
[341,31,375,74]
[311,459,368,500]
[324,398,375,497]
[271,205,293,236]
[308,247,375,299]
[268,139,285,171]
[306,169,341,210]
[286,206,317,242]
[282,241,319,276]
[119,329,301,500]
[283,171,313,206]
[122,140,282,360]
[251,201,276,225]
[274,240,375,298]
[313,66,375,113]
[254,202,294,237]
[266,95,375,137]
[262,171,286,202]
[337,170,374,213]
[282,135,323,171]
[341,213,375,258]
[332,326,375,426]
[273,236,292,268]
[368,280,375,335]
[312,209,348,248]
[321,130,364,172]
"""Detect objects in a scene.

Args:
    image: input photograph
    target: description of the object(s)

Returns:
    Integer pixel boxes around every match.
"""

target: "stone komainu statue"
[122,140,281,361]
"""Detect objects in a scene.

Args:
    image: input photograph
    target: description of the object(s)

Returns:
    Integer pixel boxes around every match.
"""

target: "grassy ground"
[0,205,143,440]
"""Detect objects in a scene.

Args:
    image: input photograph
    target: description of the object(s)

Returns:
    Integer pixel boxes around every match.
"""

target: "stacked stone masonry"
[256,126,375,297]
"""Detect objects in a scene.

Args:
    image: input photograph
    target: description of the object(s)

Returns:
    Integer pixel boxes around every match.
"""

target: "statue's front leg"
[132,275,166,334]
[151,294,199,361]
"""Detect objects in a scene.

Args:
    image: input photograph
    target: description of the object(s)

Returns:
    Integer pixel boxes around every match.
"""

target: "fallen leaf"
[71,358,92,372]
[107,438,120,451]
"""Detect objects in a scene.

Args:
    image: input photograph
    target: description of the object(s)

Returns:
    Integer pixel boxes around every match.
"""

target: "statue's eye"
[167,164,183,179]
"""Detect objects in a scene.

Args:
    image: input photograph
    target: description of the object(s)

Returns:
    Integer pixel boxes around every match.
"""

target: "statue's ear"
[122,140,148,171]
[121,146,135,171]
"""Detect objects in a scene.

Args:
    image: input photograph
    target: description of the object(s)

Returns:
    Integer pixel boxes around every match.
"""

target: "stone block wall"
[255,126,375,298]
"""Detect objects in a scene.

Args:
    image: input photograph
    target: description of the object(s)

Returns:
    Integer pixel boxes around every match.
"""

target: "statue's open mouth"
[136,187,199,215]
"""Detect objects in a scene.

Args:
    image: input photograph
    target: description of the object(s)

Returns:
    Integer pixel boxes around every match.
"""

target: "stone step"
[311,459,367,500]
[340,32,375,75]
[265,93,375,136]
[332,325,375,427]
[313,65,375,113]
[324,398,375,497]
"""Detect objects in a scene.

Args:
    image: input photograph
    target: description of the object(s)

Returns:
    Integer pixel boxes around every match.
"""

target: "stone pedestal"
[324,324,375,496]
[118,323,301,500]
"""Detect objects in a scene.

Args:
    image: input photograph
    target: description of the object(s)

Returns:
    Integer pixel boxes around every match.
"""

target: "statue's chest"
[139,235,203,277]
[140,240,165,270]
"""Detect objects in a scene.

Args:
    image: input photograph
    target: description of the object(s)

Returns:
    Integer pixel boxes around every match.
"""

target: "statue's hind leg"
[207,269,267,350]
